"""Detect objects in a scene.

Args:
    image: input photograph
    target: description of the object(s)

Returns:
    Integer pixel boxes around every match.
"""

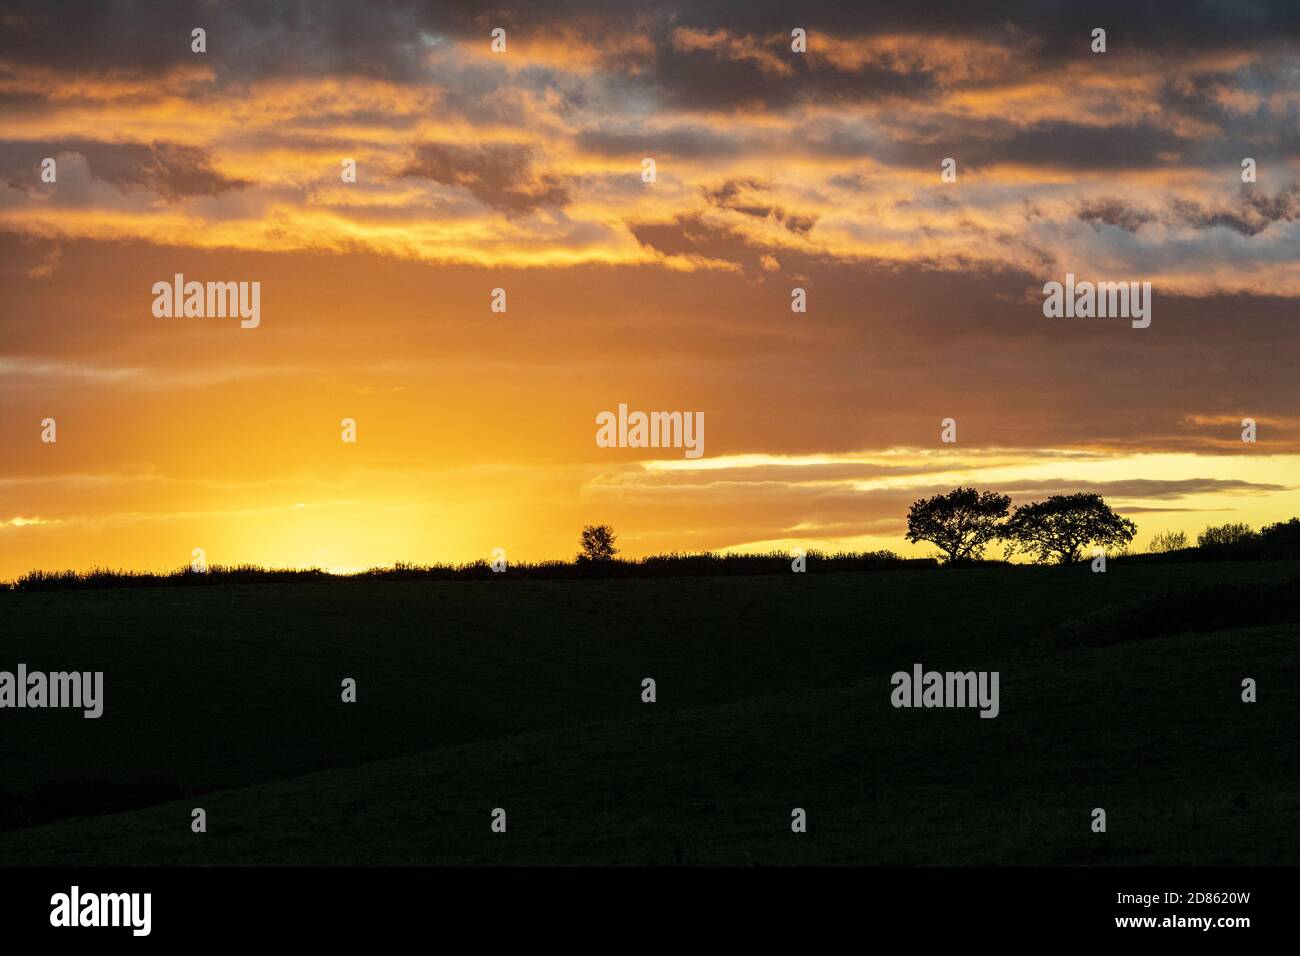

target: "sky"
[1,0,1298,577]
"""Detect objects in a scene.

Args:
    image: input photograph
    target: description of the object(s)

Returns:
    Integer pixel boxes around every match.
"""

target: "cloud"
[1077,198,1157,234]
[86,141,250,198]
[1169,184,1300,236]
[0,140,249,198]
[994,477,1289,500]
[1,3,1299,293]
[704,178,818,235]
[628,213,772,273]
[574,124,744,161]
[400,141,569,213]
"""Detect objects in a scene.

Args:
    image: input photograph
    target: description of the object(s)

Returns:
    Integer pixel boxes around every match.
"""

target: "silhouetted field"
[0,561,1297,864]
[5,551,925,591]
[9,539,1299,593]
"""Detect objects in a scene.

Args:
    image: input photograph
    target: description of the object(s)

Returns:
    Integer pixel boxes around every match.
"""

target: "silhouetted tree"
[1197,522,1258,548]
[1003,493,1136,565]
[1260,517,1300,559]
[1261,517,1300,547]
[904,487,1011,563]
[578,524,618,562]
[1148,529,1188,553]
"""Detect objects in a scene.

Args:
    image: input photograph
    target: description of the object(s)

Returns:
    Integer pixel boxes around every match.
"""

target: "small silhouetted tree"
[1148,529,1188,553]
[1197,522,1258,548]
[1003,493,1136,565]
[904,487,1011,563]
[579,524,618,562]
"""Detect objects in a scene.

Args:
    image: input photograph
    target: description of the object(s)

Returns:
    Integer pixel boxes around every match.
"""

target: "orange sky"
[1,3,1298,577]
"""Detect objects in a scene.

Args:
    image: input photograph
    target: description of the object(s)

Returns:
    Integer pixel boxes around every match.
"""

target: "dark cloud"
[5,1,1296,110]
[649,39,938,112]
[0,0,438,83]
[703,178,818,235]
[437,1,1300,114]
[96,142,251,198]
[629,461,938,487]
[629,213,780,274]
[575,125,743,161]
[0,0,1295,187]
[1078,198,1156,234]
[900,120,1196,172]
[400,142,569,213]
[1077,185,1300,237]
[996,478,1289,500]
[1170,184,1300,236]
[0,139,249,197]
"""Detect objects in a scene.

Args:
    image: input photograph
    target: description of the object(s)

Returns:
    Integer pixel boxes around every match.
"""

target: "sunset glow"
[2,5,1297,579]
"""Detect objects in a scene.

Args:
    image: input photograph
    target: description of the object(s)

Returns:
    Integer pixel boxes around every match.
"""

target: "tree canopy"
[578,524,618,562]
[1003,493,1136,565]
[1197,522,1258,548]
[904,487,1011,562]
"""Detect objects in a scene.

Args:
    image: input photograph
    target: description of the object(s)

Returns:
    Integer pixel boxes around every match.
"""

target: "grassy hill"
[1,562,1297,864]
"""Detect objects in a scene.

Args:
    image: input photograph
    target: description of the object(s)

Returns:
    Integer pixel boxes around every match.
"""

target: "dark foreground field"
[1,562,1297,865]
